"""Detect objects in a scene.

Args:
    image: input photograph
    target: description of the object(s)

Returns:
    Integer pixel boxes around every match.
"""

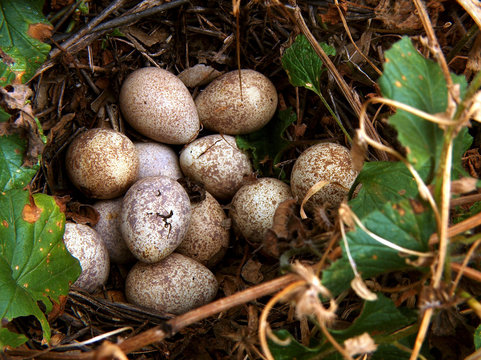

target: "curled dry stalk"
[258,262,353,360]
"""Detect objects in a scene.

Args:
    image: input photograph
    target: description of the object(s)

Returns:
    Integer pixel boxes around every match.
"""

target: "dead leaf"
[27,23,53,42]
[66,201,100,226]
[178,64,222,88]
[241,258,263,284]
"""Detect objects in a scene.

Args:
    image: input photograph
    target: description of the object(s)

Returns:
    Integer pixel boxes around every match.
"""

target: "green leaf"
[371,345,411,360]
[236,108,296,178]
[0,133,39,191]
[378,37,472,178]
[0,0,52,86]
[0,189,81,343]
[349,161,427,218]
[268,329,322,360]
[0,327,28,350]
[323,199,434,296]
[281,34,335,96]
[331,294,415,341]
[474,323,481,350]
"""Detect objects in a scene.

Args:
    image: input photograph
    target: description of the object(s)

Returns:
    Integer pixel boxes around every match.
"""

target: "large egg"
[290,143,358,210]
[119,67,200,144]
[120,176,191,263]
[195,69,278,135]
[230,178,292,243]
[125,253,218,315]
[179,134,253,201]
[65,128,139,199]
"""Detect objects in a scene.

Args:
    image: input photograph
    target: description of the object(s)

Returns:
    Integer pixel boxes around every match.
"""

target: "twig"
[50,0,128,59]
[90,0,190,33]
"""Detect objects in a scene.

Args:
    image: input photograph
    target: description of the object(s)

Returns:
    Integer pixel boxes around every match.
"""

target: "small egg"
[290,143,358,210]
[179,134,253,201]
[120,176,191,263]
[176,192,229,267]
[125,253,218,315]
[65,128,139,199]
[63,223,110,293]
[195,69,278,135]
[93,198,136,264]
[135,142,183,180]
[119,67,200,144]
[230,178,293,243]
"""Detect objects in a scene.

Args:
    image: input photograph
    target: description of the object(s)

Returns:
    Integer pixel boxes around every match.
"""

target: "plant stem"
[317,91,352,143]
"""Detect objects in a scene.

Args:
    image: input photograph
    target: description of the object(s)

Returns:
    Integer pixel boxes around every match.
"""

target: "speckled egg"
[93,198,136,264]
[176,192,229,267]
[120,176,191,263]
[290,143,358,210]
[135,142,183,180]
[65,128,139,199]
[125,253,218,315]
[230,178,292,243]
[119,67,200,144]
[195,69,278,135]
[179,134,253,201]
[63,223,110,293]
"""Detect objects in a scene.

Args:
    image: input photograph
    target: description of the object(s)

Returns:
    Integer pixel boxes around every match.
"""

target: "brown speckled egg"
[119,67,200,144]
[230,178,292,243]
[65,128,139,199]
[195,69,278,135]
[120,176,191,263]
[63,223,110,293]
[125,253,218,315]
[135,142,183,180]
[179,134,253,201]
[176,192,229,267]
[93,198,136,264]
[290,143,358,210]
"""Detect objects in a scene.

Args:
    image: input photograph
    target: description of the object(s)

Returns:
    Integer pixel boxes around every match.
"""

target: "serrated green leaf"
[349,161,428,218]
[281,34,335,96]
[0,0,52,86]
[378,37,472,178]
[0,189,81,343]
[331,295,415,341]
[323,199,434,296]
[236,108,296,178]
[0,327,28,350]
[0,134,39,191]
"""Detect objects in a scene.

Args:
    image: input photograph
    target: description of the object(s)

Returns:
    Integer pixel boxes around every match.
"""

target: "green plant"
[259,29,481,360]
[0,1,81,350]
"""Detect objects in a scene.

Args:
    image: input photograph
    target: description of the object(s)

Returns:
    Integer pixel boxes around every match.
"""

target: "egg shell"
[230,178,293,243]
[65,128,139,199]
[179,134,253,201]
[290,143,358,210]
[93,198,136,264]
[195,69,278,135]
[176,192,229,267]
[119,67,200,144]
[120,176,191,263]
[125,253,218,315]
[63,223,110,293]
[135,142,183,180]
